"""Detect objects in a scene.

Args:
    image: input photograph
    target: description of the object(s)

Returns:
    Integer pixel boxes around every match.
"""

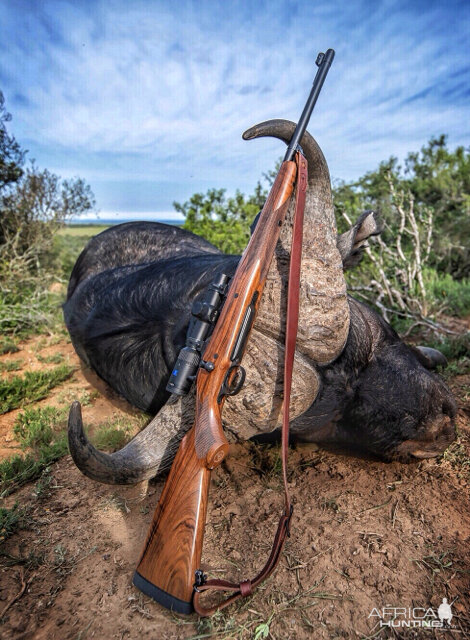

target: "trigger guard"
[218,365,246,403]
[227,365,246,395]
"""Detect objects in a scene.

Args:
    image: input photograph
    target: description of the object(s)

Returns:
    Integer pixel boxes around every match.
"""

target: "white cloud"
[1,0,468,215]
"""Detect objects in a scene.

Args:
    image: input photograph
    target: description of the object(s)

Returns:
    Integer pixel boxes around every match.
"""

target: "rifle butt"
[133,427,211,613]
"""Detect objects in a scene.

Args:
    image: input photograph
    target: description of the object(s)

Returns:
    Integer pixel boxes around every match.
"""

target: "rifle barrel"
[283,48,335,162]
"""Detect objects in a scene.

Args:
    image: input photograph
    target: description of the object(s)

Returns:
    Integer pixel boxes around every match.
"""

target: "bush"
[0,91,95,335]
[0,407,69,497]
[427,271,470,317]
[0,364,75,414]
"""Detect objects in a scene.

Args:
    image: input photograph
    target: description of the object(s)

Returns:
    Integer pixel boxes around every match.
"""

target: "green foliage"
[0,446,67,498]
[0,364,75,414]
[37,352,64,364]
[333,135,470,279]
[425,333,470,361]
[0,358,23,372]
[0,407,69,496]
[92,418,132,452]
[333,137,470,328]
[0,91,95,335]
[13,406,63,450]
[423,332,470,379]
[0,503,27,544]
[0,91,24,190]
[0,288,65,336]
[426,272,470,317]
[174,183,267,254]
[0,337,19,354]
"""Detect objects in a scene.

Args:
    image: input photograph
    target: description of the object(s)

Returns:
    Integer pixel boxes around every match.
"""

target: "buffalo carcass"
[64,120,456,486]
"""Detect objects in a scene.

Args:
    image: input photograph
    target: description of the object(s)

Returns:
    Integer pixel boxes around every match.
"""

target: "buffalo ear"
[337,210,382,270]
[411,345,448,370]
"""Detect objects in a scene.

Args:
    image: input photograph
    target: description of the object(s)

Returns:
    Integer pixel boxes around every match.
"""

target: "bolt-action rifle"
[133,49,335,616]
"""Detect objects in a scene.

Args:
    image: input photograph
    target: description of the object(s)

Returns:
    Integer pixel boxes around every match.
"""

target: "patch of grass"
[248,443,283,480]
[13,406,66,450]
[0,358,24,373]
[92,420,131,451]
[0,364,75,414]
[0,503,28,544]
[440,429,470,482]
[0,407,69,497]
[0,337,19,355]
[91,414,146,452]
[37,352,65,364]
[78,389,100,406]
[0,445,67,498]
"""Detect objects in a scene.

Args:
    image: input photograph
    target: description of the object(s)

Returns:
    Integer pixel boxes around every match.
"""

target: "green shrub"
[0,503,27,544]
[0,364,75,414]
[425,332,470,361]
[0,406,69,496]
[13,406,63,450]
[427,271,470,317]
[0,337,19,354]
[0,358,23,372]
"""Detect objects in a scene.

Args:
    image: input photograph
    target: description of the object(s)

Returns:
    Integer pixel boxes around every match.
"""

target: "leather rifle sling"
[193,151,308,616]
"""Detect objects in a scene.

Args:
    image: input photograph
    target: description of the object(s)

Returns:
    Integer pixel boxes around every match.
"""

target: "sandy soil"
[1,335,469,639]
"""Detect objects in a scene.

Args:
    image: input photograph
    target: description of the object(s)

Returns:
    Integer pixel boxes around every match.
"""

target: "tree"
[0,91,25,191]
[332,137,470,330]
[0,91,95,289]
[174,182,266,254]
[332,136,470,278]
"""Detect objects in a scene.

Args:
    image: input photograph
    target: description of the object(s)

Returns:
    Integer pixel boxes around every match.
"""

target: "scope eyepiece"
[166,273,230,396]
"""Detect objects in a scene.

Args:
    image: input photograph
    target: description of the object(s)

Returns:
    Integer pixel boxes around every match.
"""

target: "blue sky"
[0,0,469,220]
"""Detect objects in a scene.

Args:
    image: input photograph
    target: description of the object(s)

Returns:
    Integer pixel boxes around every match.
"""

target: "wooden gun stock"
[134,394,228,613]
[134,161,297,613]
[133,427,215,613]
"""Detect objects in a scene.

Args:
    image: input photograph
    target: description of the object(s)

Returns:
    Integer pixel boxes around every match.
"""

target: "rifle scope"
[166,273,230,396]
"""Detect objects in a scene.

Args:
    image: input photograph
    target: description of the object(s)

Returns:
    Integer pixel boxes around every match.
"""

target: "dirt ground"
[1,334,469,639]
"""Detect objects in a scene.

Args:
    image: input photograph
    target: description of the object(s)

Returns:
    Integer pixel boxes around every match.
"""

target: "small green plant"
[78,389,100,406]
[0,337,19,354]
[0,503,27,544]
[0,358,24,373]
[33,467,54,499]
[37,352,65,364]
[91,414,146,451]
[0,364,75,413]
[13,406,65,450]
[93,419,131,451]
[0,406,69,496]
[254,621,272,640]
[440,429,470,481]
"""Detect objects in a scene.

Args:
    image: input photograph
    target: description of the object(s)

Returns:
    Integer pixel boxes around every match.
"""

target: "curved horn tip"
[68,400,84,436]
[415,346,448,370]
[242,119,296,142]
[242,126,258,140]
